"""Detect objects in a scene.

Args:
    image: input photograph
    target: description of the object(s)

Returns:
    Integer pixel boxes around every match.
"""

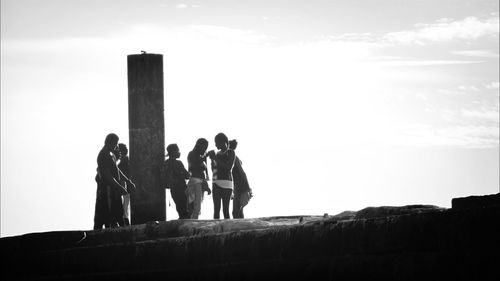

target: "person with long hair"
[94,133,134,229]
[229,139,252,218]
[186,138,210,219]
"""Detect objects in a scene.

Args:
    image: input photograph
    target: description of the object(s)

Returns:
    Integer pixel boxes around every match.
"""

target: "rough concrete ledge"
[1,205,498,281]
[452,193,500,209]
[0,216,320,253]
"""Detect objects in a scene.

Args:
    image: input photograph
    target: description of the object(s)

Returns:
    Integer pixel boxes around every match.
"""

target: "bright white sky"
[1,0,499,237]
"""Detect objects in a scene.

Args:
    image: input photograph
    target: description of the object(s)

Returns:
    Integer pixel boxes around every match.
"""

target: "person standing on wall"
[162,144,190,219]
[229,139,252,219]
[208,133,235,219]
[187,138,211,219]
[116,143,133,226]
[94,133,134,229]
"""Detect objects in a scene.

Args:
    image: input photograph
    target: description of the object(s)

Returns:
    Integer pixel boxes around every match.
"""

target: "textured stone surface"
[1,205,499,281]
[127,53,166,224]
[452,193,500,209]
[354,205,445,219]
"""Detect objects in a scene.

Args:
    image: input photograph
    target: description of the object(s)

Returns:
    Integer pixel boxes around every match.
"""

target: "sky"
[1,0,499,237]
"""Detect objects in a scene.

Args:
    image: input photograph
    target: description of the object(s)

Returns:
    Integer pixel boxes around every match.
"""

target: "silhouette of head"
[113,146,122,159]
[166,143,180,159]
[118,143,128,156]
[194,138,208,154]
[215,133,228,150]
[229,139,238,150]
[104,133,119,150]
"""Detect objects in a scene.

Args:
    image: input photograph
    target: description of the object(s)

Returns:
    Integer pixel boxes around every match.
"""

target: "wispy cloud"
[384,16,499,45]
[457,85,480,92]
[175,3,199,9]
[327,33,378,42]
[442,125,499,147]
[395,123,499,148]
[452,50,499,58]
[461,109,499,121]
[376,60,484,67]
[437,84,496,95]
[189,25,273,44]
[326,16,499,47]
[485,82,500,90]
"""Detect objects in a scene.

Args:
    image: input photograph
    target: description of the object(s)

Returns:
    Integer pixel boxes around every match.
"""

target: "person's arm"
[187,152,194,172]
[207,150,216,160]
[204,158,210,180]
[101,165,128,195]
[118,168,136,191]
[178,161,190,180]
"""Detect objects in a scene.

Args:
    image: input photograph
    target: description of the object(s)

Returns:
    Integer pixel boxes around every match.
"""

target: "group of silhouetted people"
[93,132,252,230]
[162,132,252,220]
[94,133,136,230]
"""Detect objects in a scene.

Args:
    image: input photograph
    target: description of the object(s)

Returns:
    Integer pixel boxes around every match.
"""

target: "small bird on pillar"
[141,50,147,54]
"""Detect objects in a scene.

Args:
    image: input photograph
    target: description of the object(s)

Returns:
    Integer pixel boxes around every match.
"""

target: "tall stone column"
[127,53,165,224]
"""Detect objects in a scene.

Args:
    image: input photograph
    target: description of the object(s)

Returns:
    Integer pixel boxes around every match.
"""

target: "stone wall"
[1,205,498,280]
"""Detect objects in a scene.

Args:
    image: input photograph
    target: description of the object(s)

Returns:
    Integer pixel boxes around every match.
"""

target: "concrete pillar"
[127,53,165,224]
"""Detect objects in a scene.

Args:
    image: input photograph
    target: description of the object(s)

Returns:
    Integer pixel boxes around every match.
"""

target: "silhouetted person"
[187,138,211,219]
[229,139,252,219]
[162,144,190,219]
[94,133,132,229]
[208,133,235,219]
[116,143,133,226]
